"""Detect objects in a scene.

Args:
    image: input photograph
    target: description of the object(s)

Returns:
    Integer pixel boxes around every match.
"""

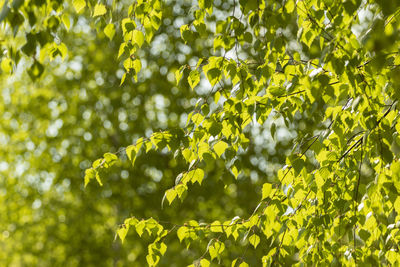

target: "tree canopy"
[1,0,400,266]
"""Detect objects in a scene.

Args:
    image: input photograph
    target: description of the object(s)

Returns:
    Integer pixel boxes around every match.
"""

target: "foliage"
[1,0,400,266]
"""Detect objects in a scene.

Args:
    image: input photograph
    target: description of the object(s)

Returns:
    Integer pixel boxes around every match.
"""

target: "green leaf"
[72,0,86,13]
[180,24,194,43]
[269,86,285,96]
[58,43,68,60]
[188,70,200,89]
[120,73,127,86]
[133,59,142,74]
[117,226,128,243]
[61,14,70,30]
[146,253,160,266]
[27,61,44,80]
[1,58,12,73]
[165,188,177,205]
[214,140,228,157]
[249,234,260,248]
[285,0,295,13]
[271,122,276,140]
[393,161,400,181]
[262,183,272,200]
[290,157,305,175]
[200,258,210,267]
[231,165,240,179]
[191,113,204,125]
[126,145,137,167]
[243,32,252,43]
[394,196,400,213]
[175,66,184,85]
[175,184,187,198]
[315,171,325,189]
[198,0,212,10]
[210,220,223,233]
[189,168,205,185]
[177,226,187,242]
[145,140,153,152]
[205,68,221,86]
[49,43,68,61]
[396,122,400,135]
[93,4,107,17]
[104,23,115,40]
[133,30,145,48]
[95,172,103,186]
[209,241,225,260]
[84,168,96,187]
[159,242,167,256]
[103,152,118,167]
[194,21,207,37]
[232,259,249,267]
[135,220,145,237]
[122,18,136,35]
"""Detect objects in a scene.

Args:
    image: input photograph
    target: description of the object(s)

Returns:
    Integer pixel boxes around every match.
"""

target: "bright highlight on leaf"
[262,183,272,200]
[249,234,260,248]
[1,58,12,73]
[72,0,86,13]
[117,227,128,243]
[177,226,187,242]
[165,189,177,205]
[213,140,228,157]
[132,30,145,47]
[209,241,225,260]
[188,70,200,89]
[126,145,137,167]
[199,258,210,267]
[61,14,70,30]
[93,4,107,17]
[104,23,115,40]
[394,197,400,213]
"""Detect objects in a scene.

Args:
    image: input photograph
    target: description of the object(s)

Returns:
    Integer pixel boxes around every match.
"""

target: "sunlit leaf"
[93,4,107,17]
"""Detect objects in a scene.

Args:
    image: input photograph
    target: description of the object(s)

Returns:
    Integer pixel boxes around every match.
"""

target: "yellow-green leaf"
[175,67,184,85]
[133,30,145,48]
[315,171,325,189]
[72,0,86,13]
[249,234,260,248]
[188,70,200,89]
[189,168,205,185]
[214,140,228,157]
[177,226,187,242]
[209,241,225,260]
[117,227,128,243]
[200,258,210,267]
[126,145,137,166]
[165,188,177,205]
[232,259,249,267]
[262,183,272,200]
[285,0,295,13]
[1,58,12,73]
[104,23,115,40]
[394,196,400,213]
[269,86,285,96]
[84,168,96,187]
[93,4,107,17]
[95,172,103,186]
[191,113,204,125]
[61,14,70,30]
